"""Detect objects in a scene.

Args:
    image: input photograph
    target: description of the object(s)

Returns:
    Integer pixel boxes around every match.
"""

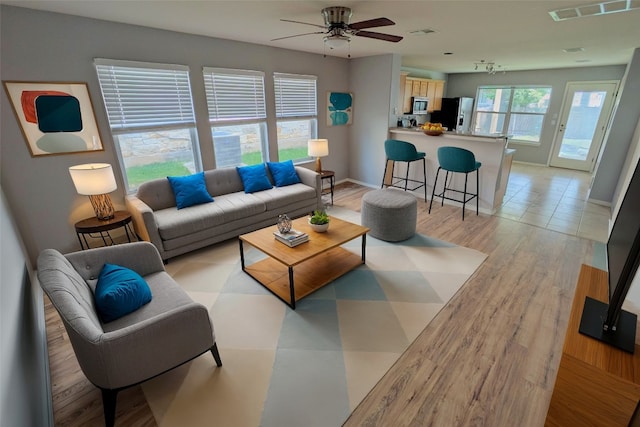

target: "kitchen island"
[388,128,514,213]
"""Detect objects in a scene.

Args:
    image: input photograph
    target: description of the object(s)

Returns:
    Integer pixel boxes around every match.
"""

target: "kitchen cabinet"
[399,76,445,114]
[429,80,444,111]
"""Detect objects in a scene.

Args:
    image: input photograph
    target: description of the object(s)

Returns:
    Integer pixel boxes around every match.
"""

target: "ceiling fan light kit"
[324,34,350,49]
[273,6,403,51]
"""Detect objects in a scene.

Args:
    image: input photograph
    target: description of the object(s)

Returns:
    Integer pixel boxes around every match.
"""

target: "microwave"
[411,97,429,115]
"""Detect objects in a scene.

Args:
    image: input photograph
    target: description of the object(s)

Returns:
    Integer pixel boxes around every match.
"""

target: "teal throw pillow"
[267,160,301,187]
[236,164,273,193]
[167,172,214,209]
[95,263,152,323]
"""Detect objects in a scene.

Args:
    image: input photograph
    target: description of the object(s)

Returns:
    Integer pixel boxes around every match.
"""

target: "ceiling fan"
[272,6,403,49]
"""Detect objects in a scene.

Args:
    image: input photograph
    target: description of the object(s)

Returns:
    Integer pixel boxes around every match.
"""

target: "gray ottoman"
[361,189,417,242]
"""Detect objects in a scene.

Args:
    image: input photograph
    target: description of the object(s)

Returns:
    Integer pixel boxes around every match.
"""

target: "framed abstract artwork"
[327,91,353,126]
[3,81,104,157]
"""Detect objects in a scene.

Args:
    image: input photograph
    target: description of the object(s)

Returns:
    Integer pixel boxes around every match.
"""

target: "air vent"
[549,0,640,21]
[563,47,585,53]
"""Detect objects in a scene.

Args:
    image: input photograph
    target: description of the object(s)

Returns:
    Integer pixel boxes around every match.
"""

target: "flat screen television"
[579,158,640,353]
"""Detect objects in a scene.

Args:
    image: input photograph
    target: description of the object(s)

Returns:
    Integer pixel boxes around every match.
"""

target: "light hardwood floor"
[45,180,598,426]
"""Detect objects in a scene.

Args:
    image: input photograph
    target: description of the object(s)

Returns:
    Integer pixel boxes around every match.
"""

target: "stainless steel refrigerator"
[430,97,474,133]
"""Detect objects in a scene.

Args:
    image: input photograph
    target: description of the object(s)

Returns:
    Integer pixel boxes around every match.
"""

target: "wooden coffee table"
[239,216,369,309]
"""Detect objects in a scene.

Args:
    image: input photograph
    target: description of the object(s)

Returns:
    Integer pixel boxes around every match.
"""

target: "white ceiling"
[3,0,640,73]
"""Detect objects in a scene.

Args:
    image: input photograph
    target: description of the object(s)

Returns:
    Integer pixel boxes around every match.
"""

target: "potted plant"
[308,209,330,232]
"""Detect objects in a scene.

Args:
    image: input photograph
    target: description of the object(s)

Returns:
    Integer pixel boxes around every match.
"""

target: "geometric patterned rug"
[142,206,487,426]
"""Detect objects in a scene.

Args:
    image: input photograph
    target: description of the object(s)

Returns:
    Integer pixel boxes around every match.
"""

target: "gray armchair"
[37,241,221,427]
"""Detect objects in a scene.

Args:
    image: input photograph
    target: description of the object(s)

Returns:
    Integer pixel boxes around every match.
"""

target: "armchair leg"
[211,342,223,367]
[101,388,118,427]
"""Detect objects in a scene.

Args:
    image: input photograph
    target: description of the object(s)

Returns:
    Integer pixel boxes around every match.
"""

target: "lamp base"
[89,194,115,220]
[315,157,322,173]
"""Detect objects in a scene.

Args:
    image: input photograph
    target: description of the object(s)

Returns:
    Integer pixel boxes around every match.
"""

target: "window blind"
[274,73,317,118]
[203,67,266,123]
[94,59,196,132]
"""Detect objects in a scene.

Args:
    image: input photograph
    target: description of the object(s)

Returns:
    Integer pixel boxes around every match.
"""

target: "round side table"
[74,210,135,250]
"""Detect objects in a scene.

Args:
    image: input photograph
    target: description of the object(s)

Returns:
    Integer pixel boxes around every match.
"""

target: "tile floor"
[496,162,610,242]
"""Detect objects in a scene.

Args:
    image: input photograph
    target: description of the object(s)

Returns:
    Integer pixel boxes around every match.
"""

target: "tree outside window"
[474,86,552,143]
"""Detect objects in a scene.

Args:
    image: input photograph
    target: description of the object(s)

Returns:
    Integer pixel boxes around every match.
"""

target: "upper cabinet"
[399,74,445,114]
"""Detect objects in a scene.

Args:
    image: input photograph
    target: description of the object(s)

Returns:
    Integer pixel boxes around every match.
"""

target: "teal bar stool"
[381,139,427,201]
[429,146,481,220]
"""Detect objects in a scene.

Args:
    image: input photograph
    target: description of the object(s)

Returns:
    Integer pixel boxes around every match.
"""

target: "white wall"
[0,189,52,426]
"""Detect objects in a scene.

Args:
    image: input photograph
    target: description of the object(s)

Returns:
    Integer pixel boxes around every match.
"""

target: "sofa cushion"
[251,183,318,211]
[95,263,152,323]
[167,172,214,209]
[236,164,272,193]
[267,160,301,187]
[204,167,245,197]
[153,192,266,240]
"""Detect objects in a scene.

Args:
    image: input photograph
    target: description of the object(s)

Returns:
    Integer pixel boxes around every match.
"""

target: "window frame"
[273,72,318,163]
[473,85,552,145]
[94,58,201,192]
[203,67,269,167]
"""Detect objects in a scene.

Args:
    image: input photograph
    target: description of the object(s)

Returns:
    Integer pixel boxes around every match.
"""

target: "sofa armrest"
[125,195,165,258]
[295,166,322,210]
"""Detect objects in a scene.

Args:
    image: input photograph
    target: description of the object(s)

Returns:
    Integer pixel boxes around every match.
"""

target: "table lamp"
[69,163,117,220]
[308,139,329,173]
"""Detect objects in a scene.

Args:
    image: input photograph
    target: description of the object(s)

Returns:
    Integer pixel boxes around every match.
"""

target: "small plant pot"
[308,219,329,233]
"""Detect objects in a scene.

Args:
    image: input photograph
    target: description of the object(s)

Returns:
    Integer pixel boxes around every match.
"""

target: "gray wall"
[0,190,52,426]
[0,5,350,265]
[445,65,626,166]
[348,54,396,186]
[591,48,640,203]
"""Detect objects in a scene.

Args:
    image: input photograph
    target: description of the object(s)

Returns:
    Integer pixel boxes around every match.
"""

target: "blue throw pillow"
[167,172,214,209]
[95,263,152,323]
[236,164,273,193]
[267,160,301,187]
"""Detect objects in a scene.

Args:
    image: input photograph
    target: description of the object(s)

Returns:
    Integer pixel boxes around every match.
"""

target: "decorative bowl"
[423,130,443,136]
[308,219,329,233]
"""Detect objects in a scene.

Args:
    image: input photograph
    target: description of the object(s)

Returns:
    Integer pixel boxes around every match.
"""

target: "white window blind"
[203,67,266,123]
[94,59,196,132]
[274,73,317,118]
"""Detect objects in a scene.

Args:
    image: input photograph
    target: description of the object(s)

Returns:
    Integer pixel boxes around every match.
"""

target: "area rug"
[141,206,487,427]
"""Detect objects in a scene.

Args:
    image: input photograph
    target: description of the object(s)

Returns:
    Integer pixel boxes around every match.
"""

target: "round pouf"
[361,189,417,242]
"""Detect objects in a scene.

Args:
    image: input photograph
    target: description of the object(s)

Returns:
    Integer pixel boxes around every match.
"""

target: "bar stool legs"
[428,166,480,220]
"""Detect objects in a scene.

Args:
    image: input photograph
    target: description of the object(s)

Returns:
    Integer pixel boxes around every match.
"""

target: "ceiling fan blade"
[280,19,327,30]
[354,30,403,43]
[271,31,326,41]
[349,17,395,30]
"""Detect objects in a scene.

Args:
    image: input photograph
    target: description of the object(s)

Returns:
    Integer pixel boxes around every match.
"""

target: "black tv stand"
[579,296,637,354]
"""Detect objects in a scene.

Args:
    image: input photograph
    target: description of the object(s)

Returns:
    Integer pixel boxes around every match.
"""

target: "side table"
[320,170,335,205]
[74,210,136,250]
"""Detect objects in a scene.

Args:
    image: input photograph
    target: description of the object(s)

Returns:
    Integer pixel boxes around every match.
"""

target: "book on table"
[274,229,309,247]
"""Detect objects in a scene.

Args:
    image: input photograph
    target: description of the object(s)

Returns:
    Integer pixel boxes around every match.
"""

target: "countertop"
[389,127,507,140]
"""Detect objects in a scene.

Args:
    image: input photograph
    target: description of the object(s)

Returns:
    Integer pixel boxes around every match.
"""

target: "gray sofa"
[126,165,321,261]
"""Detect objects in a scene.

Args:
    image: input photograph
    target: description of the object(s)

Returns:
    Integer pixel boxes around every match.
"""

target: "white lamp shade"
[308,139,329,157]
[69,163,117,195]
